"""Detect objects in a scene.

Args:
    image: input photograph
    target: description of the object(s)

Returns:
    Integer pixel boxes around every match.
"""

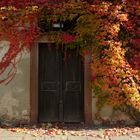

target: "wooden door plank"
[62,50,84,122]
[38,43,60,122]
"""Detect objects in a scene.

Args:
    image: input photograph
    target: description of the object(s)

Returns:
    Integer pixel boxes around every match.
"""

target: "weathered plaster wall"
[92,92,135,125]
[0,41,30,124]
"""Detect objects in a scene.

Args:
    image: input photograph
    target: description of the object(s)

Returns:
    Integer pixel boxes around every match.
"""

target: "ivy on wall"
[0,0,140,120]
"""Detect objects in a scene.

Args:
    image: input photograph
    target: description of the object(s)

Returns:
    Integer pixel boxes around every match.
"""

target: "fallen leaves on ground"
[3,124,140,139]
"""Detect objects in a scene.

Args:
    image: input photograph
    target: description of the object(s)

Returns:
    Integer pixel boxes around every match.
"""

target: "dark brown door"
[38,43,84,122]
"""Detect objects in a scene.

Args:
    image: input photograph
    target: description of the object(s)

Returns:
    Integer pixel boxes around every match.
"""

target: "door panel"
[63,50,84,122]
[38,43,84,122]
[39,44,60,122]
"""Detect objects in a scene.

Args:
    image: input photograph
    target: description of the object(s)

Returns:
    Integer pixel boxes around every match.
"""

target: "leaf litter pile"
[2,123,140,139]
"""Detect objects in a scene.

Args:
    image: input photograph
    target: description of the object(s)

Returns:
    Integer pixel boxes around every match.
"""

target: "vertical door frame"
[30,35,92,124]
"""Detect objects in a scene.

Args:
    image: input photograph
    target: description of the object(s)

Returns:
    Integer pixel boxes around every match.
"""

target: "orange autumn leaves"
[90,1,140,111]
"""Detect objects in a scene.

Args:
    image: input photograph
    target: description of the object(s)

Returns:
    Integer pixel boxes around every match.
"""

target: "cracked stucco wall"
[0,41,30,123]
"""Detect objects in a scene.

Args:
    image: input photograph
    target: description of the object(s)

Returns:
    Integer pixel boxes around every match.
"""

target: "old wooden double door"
[38,43,84,122]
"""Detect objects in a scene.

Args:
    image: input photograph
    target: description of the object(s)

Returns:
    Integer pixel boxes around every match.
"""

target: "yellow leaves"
[0,6,7,10]
[117,13,128,22]
[0,6,17,21]
[94,81,102,88]
[120,82,140,111]
[75,14,101,38]
[24,5,39,15]
[100,1,112,12]
[0,6,17,11]
[113,24,120,32]
[67,14,78,21]
[0,15,7,21]
[31,6,39,11]
[123,86,138,95]
[107,23,120,36]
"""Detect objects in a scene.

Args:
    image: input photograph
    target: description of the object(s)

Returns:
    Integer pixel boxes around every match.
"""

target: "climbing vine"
[0,0,140,118]
[90,0,140,117]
